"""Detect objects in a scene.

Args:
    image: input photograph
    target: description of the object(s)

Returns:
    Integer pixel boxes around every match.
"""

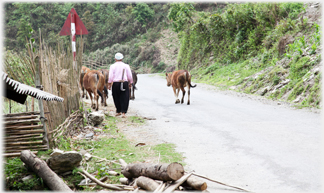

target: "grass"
[4,113,184,191]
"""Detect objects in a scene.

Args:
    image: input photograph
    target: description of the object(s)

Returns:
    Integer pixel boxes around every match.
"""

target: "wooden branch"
[121,162,184,181]
[20,150,73,191]
[136,176,160,191]
[153,182,166,193]
[81,169,124,191]
[5,124,43,130]
[163,172,192,193]
[192,172,250,192]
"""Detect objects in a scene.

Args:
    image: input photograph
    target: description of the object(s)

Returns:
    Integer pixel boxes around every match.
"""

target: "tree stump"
[20,150,72,192]
[121,162,184,181]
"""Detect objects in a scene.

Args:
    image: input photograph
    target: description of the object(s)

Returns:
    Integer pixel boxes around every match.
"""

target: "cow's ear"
[166,73,168,76]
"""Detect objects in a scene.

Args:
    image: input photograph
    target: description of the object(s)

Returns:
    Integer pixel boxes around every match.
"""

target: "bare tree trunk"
[20,150,73,192]
[121,162,184,181]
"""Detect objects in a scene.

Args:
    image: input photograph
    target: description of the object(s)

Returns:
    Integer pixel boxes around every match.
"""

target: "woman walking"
[107,53,133,118]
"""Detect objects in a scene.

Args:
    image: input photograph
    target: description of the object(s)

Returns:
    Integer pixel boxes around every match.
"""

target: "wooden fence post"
[35,56,49,150]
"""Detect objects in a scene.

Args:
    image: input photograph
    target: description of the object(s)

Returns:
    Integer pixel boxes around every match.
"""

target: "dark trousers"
[112,81,130,113]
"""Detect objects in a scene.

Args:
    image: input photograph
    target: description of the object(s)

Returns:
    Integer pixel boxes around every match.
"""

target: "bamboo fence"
[3,112,46,157]
[4,29,85,149]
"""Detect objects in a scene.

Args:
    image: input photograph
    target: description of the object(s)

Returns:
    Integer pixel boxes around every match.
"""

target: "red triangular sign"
[59,8,88,36]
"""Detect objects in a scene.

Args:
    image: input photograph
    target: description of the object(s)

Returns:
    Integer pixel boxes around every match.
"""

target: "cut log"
[20,150,73,191]
[183,175,207,190]
[119,177,129,185]
[5,124,43,130]
[121,162,184,181]
[136,176,160,191]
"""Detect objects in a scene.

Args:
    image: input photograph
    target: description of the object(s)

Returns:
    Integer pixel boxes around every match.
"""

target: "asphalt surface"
[127,73,322,193]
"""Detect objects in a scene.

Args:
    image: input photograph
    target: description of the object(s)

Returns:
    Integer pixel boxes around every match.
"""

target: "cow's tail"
[97,89,103,99]
[186,71,197,88]
[132,83,137,90]
[95,73,104,99]
[104,85,108,98]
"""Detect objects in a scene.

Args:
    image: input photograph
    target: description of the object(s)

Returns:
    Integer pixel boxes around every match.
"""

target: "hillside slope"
[178,2,322,109]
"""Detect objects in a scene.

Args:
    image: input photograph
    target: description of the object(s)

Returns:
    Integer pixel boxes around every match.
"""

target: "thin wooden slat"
[4,115,39,121]
[5,133,42,139]
[5,136,43,142]
[5,118,40,126]
[4,111,41,117]
[5,145,47,150]
[6,140,43,146]
[5,124,43,130]
[6,129,44,134]
[4,151,38,157]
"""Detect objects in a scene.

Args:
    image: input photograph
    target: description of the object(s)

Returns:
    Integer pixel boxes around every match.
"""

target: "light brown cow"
[80,66,91,99]
[166,70,196,105]
[99,69,109,106]
[83,70,107,111]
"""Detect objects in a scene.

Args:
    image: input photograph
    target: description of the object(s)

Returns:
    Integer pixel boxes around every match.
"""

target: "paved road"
[127,74,322,192]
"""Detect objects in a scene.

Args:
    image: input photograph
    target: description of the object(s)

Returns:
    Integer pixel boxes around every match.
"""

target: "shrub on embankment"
[168,2,321,108]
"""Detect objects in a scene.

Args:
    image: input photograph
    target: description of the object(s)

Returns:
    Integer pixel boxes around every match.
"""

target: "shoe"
[121,113,126,118]
[115,113,121,116]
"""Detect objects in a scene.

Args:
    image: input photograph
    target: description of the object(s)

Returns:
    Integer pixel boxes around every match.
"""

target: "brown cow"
[80,66,91,99]
[99,69,109,106]
[83,70,107,111]
[130,70,137,100]
[165,70,196,105]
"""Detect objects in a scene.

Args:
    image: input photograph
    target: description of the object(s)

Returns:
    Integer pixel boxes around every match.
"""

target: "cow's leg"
[95,90,99,111]
[88,90,94,109]
[132,85,135,100]
[187,84,190,105]
[180,86,186,104]
[174,87,180,104]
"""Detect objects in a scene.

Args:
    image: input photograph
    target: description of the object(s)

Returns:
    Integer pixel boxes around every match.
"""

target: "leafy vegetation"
[167,2,321,108]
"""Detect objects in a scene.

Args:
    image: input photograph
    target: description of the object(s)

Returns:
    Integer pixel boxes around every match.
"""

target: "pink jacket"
[108,61,133,84]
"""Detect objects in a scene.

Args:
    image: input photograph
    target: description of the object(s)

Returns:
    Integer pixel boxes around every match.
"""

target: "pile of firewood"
[117,159,207,192]
[20,150,249,192]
